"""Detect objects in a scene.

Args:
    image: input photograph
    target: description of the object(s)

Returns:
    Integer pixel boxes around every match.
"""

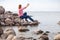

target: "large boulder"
[6,34,15,40]
[4,11,13,18]
[1,28,16,39]
[5,18,14,26]
[0,6,5,14]
[4,27,16,36]
[54,34,60,40]
[0,27,3,37]
[1,33,8,39]
[12,36,33,40]
[39,35,49,40]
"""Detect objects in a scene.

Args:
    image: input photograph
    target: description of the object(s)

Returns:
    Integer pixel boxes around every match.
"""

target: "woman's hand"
[27,3,30,6]
[25,3,30,8]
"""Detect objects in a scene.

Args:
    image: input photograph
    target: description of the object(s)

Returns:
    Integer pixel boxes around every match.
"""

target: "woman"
[18,3,35,22]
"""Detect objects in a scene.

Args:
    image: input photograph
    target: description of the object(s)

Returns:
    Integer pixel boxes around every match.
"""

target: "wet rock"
[57,32,60,34]
[6,34,15,40]
[54,34,60,40]
[33,39,37,40]
[12,36,33,40]
[45,31,50,34]
[1,33,8,39]
[0,27,3,37]
[4,27,16,36]
[12,36,25,40]
[29,20,40,25]
[57,21,60,25]
[21,22,29,26]
[18,26,29,32]
[39,35,49,40]
[33,29,43,35]
[0,6,5,14]
[5,18,14,26]
[26,37,33,39]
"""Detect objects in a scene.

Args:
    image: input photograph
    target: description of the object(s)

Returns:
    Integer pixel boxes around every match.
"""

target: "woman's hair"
[18,4,21,9]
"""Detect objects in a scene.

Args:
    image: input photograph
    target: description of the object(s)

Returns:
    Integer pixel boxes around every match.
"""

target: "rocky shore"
[0,6,60,40]
[0,6,39,26]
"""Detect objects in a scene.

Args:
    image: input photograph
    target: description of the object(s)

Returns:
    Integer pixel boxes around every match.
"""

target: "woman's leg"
[23,12,34,22]
[25,18,28,22]
[27,16,34,22]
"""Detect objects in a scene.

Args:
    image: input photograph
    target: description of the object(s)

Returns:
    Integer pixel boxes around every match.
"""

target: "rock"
[18,26,29,32]
[29,20,40,26]
[54,34,60,40]
[13,13,18,16]
[33,29,43,35]
[42,33,48,36]
[0,22,5,26]
[5,18,14,26]
[14,17,21,23]
[45,31,50,33]
[0,14,4,19]
[6,34,15,40]
[12,36,33,40]
[57,21,60,25]
[0,27,3,37]
[12,36,17,40]
[5,11,13,14]
[4,27,16,36]
[39,35,49,40]
[4,11,13,18]
[0,6,5,14]
[1,33,8,39]
[12,36,25,40]
[33,39,37,40]
[20,22,29,26]
[57,32,60,34]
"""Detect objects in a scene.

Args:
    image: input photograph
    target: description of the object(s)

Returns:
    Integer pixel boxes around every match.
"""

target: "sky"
[0,0,60,12]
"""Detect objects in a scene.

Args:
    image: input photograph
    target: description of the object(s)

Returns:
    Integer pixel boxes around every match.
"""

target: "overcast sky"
[0,0,60,12]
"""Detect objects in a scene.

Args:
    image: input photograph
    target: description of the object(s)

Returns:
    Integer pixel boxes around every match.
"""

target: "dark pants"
[20,12,34,22]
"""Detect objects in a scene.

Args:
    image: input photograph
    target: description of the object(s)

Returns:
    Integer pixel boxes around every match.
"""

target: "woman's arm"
[22,3,30,10]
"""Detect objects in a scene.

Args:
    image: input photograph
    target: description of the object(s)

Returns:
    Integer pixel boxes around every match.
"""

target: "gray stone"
[18,26,29,32]
[0,6,5,14]
[54,34,60,40]
[39,35,49,40]
[5,18,14,26]
[4,28,16,36]
[0,27,3,37]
